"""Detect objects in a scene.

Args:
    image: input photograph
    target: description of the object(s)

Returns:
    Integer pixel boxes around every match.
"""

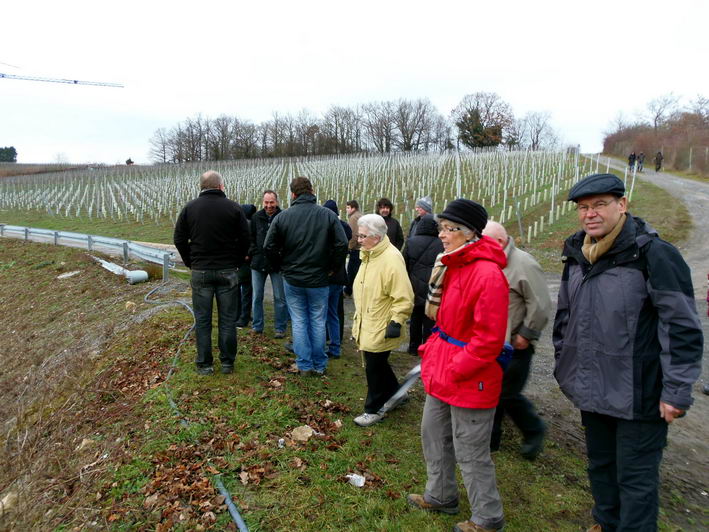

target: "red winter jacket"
[420,236,509,409]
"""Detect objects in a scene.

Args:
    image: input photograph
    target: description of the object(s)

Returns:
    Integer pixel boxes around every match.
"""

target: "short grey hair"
[358,214,387,240]
[200,170,223,190]
[434,216,475,239]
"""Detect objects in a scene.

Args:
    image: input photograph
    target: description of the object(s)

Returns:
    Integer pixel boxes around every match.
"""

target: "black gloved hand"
[384,320,401,339]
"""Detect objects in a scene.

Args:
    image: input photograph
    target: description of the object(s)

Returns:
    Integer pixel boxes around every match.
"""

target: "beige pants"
[421,394,504,530]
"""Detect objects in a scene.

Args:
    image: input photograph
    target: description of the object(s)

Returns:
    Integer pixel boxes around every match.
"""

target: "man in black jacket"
[249,190,288,338]
[375,197,404,250]
[174,171,250,375]
[554,173,702,532]
[264,177,348,375]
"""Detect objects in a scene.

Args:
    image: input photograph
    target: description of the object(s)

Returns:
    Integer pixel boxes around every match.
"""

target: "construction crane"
[0,72,123,88]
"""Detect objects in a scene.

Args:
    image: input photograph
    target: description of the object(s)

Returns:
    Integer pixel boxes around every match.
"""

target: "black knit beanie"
[437,199,488,234]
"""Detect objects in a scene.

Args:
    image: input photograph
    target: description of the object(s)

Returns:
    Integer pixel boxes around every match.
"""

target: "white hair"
[358,214,387,239]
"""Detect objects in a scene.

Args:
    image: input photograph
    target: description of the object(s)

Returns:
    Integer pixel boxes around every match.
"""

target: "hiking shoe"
[520,424,546,461]
[299,369,312,377]
[354,412,382,427]
[406,493,459,515]
[196,367,214,376]
[327,351,340,359]
[235,319,249,328]
[313,369,326,377]
[221,365,234,374]
[274,331,286,339]
[284,342,295,353]
[453,521,501,532]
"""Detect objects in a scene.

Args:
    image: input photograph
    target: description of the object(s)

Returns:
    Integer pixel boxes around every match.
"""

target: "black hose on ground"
[144,282,249,531]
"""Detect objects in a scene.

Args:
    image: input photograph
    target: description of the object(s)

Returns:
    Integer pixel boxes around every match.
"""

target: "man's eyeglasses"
[438,225,462,233]
[575,199,617,214]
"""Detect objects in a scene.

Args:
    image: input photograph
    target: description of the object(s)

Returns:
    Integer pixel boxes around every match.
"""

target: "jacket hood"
[442,235,507,270]
[323,199,339,215]
[241,204,257,219]
[416,214,439,237]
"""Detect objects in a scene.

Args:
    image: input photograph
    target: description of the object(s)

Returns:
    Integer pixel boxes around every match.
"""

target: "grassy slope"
[0,170,699,531]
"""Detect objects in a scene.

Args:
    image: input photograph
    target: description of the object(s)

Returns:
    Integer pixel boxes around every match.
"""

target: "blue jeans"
[251,269,288,333]
[283,281,328,372]
[326,284,344,357]
[191,269,239,368]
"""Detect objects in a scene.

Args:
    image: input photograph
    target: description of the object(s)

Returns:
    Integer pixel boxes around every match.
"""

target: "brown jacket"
[502,237,551,344]
[348,210,363,250]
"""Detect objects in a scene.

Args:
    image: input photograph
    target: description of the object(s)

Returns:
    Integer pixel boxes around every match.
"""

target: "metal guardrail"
[0,224,175,280]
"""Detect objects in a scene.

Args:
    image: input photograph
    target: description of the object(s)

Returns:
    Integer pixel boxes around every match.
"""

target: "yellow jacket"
[352,235,414,353]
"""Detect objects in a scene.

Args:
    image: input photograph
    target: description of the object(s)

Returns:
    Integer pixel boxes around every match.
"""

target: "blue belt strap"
[431,326,513,370]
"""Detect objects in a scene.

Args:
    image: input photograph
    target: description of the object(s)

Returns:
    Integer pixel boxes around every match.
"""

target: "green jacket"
[352,235,414,353]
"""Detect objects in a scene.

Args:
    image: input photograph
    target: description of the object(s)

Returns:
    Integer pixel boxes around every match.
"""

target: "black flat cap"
[567,173,625,202]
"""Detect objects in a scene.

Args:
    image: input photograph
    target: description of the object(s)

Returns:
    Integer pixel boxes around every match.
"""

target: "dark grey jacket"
[248,206,282,273]
[263,193,348,287]
[553,215,702,420]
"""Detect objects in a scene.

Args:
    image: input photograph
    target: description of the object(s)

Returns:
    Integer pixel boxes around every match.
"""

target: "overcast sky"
[2,0,706,164]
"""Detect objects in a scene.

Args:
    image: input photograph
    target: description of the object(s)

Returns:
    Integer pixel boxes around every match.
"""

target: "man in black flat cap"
[553,173,703,532]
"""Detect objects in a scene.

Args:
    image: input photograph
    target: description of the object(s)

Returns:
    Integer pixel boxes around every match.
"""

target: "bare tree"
[647,93,680,132]
[524,111,556,151]
[149,128,170,163]
[207,115,233,160]
[393,98,437,152]
[362,101,396,153]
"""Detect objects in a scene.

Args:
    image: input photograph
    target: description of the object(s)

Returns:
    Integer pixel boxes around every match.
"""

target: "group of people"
[174,170,702,532]
[628,150,665,172]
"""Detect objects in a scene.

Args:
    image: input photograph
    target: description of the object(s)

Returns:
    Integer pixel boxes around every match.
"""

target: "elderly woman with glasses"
[351,214,414,427]
[407,199,509,532]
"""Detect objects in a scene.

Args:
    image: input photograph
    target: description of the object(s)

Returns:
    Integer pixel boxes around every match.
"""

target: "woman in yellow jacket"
[352,214,414,427]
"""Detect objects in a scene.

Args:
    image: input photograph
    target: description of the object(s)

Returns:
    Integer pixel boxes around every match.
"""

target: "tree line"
[149,92,559,164]
[603,93,709,176]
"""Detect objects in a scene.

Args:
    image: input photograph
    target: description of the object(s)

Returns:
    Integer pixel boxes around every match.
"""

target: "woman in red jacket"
[407,199,508,532]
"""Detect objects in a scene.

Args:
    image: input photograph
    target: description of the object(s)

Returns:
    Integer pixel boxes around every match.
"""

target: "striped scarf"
[425,240,476,321]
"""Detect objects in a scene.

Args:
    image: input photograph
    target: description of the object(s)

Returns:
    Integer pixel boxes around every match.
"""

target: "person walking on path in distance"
[554,173,702,532]
[173,170,250,375]
[249,190,288,338]
[376,197,404,250]
[344,199,363,297]
[483,221,551,460]
[654,151,664,172]
[264,177,348,376]
[351,214,414,427]
[407,199,508,532]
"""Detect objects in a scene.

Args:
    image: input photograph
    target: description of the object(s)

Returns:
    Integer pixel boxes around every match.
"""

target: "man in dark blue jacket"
[174,171,250,375]
[264,177,348,376]
[553,173,703,532]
